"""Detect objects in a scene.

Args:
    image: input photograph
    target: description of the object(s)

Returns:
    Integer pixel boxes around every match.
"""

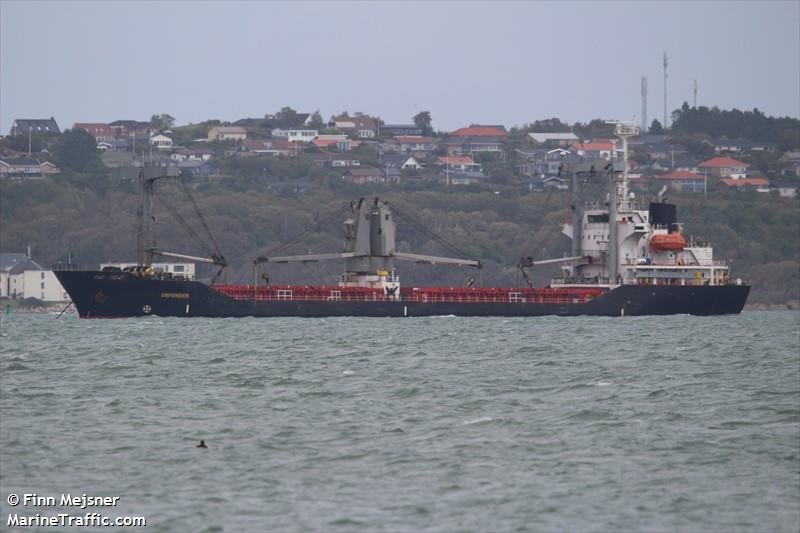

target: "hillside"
[1,177,797,306]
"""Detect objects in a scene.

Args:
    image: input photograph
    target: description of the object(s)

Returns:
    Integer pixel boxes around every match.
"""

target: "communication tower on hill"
[663,53,669,128]
[641,77,648,131]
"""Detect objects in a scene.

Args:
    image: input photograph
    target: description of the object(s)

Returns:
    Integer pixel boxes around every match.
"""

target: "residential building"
[442,172,486,186]
[450,125,508,138]
[645,143,686,160]
[629,133,668,147]
[527,132,579,146]
[170,147,214,162]
[0,158,60,179]
[1,253,37,298]
[308,153,361,168]
[331,114,379,138]
[342,167,398,184]
[443,136,504,156]
[381,153,422,170]
[522,174,569,191]
[571,141,616,160]
[271,129,318,143]
[311,135,359,151]
[178,159,219,177]
[383,136,438,154]
[698,156,750,179]
[108,120,152,136]
[73,123,115,143]
[260,112,314,129]
[8,118,60,136]
[654,170,707,193]
[705,138,777,154]
[382,124,423,137]
[242,138,297,156]
[719,177,770,192]
[516,148,576,177]
[208,126,248,142]
[769,180,799,198]
[709,138,750,154]
[150,134,173,150]
[650,158,700,173]
[437,155,482,173]
[0,253,69,301]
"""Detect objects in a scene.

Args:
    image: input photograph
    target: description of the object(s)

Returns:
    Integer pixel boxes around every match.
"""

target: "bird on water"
[197,440,207,448]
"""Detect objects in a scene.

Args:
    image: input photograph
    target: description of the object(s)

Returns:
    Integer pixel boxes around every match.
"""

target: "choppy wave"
[1,311,798,532]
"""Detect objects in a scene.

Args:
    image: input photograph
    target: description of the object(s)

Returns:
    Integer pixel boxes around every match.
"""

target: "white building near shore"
[0,253,70,302]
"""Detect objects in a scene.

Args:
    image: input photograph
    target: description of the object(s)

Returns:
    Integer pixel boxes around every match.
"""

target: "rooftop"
[699,156,750,168]
[0,253,43,273]
[720,177,769,187]
[655,170,705,180]
[450,126,508,138]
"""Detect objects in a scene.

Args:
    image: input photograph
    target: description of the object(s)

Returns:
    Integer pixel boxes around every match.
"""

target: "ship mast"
[135,168,180,266]
[606,121,639,284]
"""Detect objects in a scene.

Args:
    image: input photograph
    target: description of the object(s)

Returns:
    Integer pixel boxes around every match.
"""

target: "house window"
[174,265,184,272]
[41,282,45,289]
[41,272,45,279]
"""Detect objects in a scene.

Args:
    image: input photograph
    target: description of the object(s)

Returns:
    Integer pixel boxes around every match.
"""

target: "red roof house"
[655,170,707,193]
[73,123,115,142]
[698,157,749,178]
[720,177,769,188]
[655,170,705,180]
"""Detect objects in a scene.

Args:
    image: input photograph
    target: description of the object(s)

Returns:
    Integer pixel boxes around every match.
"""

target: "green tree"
[649,119,664,134]
[527,118,570,133]
[1,134,45,154]
[413,111,433,135]
[150,114,175,130]
[308,110,325,130]
[51,129,102,173]
[275,107,300,128]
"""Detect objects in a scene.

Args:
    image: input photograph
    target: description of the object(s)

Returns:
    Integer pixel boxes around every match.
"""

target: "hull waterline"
[56,271,751,318]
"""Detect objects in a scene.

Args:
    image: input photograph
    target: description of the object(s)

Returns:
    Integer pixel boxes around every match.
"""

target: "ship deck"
[211,284,607,305]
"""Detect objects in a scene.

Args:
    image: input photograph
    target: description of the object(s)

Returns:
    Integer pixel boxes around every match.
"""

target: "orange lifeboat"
[650,233,686,252]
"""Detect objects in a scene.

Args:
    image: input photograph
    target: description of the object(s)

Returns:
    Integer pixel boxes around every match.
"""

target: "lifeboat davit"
[650,233,686,252]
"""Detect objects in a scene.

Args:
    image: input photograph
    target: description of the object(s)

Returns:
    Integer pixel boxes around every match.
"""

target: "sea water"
[1,312,798,532]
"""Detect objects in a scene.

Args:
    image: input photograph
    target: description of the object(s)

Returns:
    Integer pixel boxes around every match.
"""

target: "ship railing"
[52,262,81,271]
[217,290,600,305]
[552,277,613,285]
[626,258,729,267]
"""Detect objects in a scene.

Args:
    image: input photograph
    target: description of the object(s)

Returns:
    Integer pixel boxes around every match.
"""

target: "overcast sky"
[2,1,798,132]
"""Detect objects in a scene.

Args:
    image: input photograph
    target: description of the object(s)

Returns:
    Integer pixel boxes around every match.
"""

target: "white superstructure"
[554,122,732,289]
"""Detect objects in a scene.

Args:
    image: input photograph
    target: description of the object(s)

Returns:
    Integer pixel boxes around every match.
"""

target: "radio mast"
[693,79,698,108]
[641,77,648,131]
[663,53,668,128]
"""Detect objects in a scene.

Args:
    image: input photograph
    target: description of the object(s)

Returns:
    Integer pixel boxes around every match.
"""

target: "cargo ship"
[55,123,750,318]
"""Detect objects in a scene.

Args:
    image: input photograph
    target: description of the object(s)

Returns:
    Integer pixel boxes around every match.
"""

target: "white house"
[331,114,379,138]
[208,126,248,142]
[150,134,174,150]
[0,253,69,301]
[271,129,318,143]
[528,132,579,146]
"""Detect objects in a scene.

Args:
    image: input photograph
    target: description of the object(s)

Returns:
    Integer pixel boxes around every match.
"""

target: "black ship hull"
[56,271,751,318]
